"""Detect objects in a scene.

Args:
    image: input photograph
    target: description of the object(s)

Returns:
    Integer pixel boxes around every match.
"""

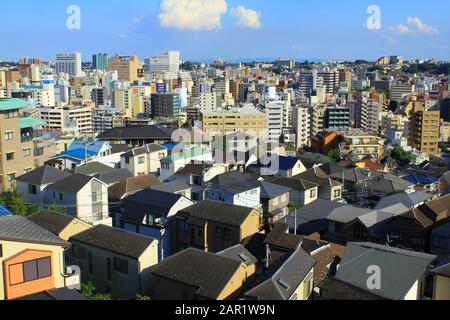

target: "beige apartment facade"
[0,99,54,191]
[107,55,144,82]
[201,107,267,140]
[408,102,440,155]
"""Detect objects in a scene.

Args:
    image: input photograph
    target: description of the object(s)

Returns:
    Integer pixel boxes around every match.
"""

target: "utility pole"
[294,208,297,235]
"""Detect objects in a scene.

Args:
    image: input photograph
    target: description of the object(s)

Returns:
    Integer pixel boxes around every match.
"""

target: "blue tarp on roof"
[161,144,184,151]
[0,205,12,216]
[61,149,97,161]
[278,156,300,171]
[68,141,107,154]
[403,174,439,185]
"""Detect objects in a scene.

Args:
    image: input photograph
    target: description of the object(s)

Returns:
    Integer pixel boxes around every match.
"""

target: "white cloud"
[159,0,227,31]
[132,16,144,24]
[118,32,128,39]
[230,5,261,29]
[388,17,438,35]
[407,17,438,34]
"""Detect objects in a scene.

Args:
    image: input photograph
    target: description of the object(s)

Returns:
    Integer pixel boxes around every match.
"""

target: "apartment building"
[0,98,55,191]
[39,106,92,133]
[292,105,311,149]
[391,83,415,103]
[201,106,267,141]
[338,129,384,160]
[107,55,144,82]
[408,102,440,155]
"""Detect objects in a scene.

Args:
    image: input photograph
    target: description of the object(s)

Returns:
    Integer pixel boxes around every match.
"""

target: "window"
[92,191,102,203]
[138,156,145,164]
[59,193,63,201]
[432,236,447,250]
[334,189,341,198]
[5,110,19,119]
[0,244,2,258]
[7,173,15,182]
[177,219,188,232]
[72,244,86,260]
[389,232,402,241]
[6,152,14,161]
[20,257,52,283]
[310,189,317,198]
[5,132,13,141]
[23,148,31,157]
[216,227,231,241]
[125,157,130,164]
[113,257,128,275]
[88,252,93,274]
[28,184,37,195]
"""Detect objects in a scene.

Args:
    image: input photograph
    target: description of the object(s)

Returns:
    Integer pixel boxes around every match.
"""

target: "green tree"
[327,149,341,164]
[81,282,112,300]
[390,147,416,164]
[0,190,40,216]
[136,295,151,301]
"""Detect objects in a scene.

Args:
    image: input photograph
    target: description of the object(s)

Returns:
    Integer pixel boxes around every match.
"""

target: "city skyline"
[1,0,449,62]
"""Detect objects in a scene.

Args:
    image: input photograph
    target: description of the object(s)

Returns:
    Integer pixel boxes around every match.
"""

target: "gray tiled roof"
[336,242,437,300]
[151,180,190,194]
[70,224,156,259]
[26,210,84,235]
[375,192,434,210]
[217,244,258,266]
[72,162,114,175]
[16,165,72,185]
[151,248,243,300]
[180,200,256,227]
[95,168,133,185]
[245,247,316,300]
[259,181,292,199]
[0,215,69,247]
[47,174,95,193]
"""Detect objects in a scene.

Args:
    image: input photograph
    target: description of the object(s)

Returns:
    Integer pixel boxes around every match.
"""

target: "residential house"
[270,177,318,208]
[292,167,343,202]
[258,181,291,224]
[26,210,92,241]
[44,174,110,226]
[97,126,174,147]
[94,168,134,186]
[242,224,316,300]
[150,248,254,300]
[430,221,450,263]
[160,147,213,182]
[16,165,71,204]
[375,192,434,211]
[384,194,450,253]
[119,189,194,260]
[0,216,72,300]
[68,225,158,299]
[247,156,306,178]
[172,200,262,254]
[151,180,192,199]
[205,171,261,209]
[120,144,168,177]
[108,174,161,202]
[71,162,115,176]
[318,276,386,300]
[431,263,450,300]
[335,242,437,300]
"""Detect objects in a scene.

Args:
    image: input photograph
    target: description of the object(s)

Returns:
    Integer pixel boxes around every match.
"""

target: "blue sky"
[0,0,448,62]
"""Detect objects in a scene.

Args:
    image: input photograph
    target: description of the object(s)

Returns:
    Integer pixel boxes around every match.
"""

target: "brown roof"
[108,174,161,200]
[311,246,339,286]
[264,223,303,250]
[403,194,450,228]
[175,162,213,176]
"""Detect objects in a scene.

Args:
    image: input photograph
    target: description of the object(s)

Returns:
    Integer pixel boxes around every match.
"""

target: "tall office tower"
[309,104,327,136]
[107,55,144,82]
[54,78,69,104]
[92,88,106,107]
[356,93,382,135]
[175,88,188,108]
[229,78,241,102]
[266,100,285,142]
[339,70,353,88]
[55,52,82,77]
[325,106,350,131]
[300,69,324,97]
[390,83,415,103]
[30,65,41,84]
[40,73,55,107]
[318,69,340,95]
[146,51,180,73]
[93,54,109,71]
[151,93,180,118]
[292,105,311,148]
[408,102,440,155]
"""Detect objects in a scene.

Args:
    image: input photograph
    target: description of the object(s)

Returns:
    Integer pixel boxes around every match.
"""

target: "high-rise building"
[150,93,180,118]
[356,93,382,135]
[92,54,109,71]
[309,104,327,136]
[40,73,55,107]
[408,102,440,155]
[318,69,340,95]
[292,105,311,148]
[146,51,180,73]
[39,105,93,133]
[390,83,415,103]
[107,55,144,82]
[0,98,54,191]
[55,52,82,77]
[266,100,285,142]
[325,106,350,131]
[300,69,324,97]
